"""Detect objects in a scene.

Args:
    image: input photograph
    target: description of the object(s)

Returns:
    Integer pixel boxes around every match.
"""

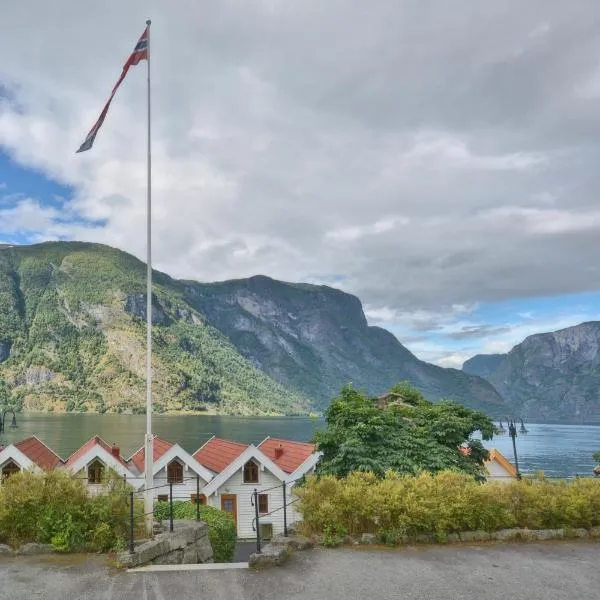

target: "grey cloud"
[447,325,512,341]
[0,0,600,326]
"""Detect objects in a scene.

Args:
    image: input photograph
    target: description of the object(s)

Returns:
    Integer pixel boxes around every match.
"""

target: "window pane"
[258,494,268,514]
[243,460,259,483]
[223,500,233,512]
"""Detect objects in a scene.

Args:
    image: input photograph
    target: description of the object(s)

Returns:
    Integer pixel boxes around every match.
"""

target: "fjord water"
[1,414,598,478]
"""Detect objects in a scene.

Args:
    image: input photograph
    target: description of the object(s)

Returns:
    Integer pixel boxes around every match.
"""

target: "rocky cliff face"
[183,275,507,412]
[0,241,506,415]
[463,322,600,422]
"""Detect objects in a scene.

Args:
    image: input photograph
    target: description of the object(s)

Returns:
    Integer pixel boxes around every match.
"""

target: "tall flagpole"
[143,18,154,535]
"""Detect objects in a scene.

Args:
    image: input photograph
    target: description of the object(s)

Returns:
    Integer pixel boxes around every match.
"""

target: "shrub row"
[297,471,600,544]
[0,471,139,552]
[154,501,237,562]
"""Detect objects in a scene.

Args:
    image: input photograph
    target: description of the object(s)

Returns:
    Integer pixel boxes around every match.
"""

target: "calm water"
[1,414,598,478]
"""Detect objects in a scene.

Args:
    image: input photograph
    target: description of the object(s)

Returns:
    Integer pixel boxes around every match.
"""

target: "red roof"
[15,436,63,470]
[258,437,315,474]
[65,436,127,468]
[193,437,248,473]
[128,437,174,473]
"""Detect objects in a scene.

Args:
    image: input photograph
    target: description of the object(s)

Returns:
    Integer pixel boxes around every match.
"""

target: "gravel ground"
[0,541,598,600]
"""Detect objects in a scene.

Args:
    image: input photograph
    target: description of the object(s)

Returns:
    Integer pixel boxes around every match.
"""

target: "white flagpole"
[143,18,154,535]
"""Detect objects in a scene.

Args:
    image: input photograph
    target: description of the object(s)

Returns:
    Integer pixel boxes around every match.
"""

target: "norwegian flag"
[76,26,149,153]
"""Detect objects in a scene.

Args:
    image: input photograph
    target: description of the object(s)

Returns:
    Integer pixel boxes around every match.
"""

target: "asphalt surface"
[0,541,598,600]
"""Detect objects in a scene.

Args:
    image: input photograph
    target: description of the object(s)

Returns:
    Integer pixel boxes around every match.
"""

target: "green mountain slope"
[463,322,600,422]
[0,242,308,415]
[0,241,507,415]
[182,275,507,413]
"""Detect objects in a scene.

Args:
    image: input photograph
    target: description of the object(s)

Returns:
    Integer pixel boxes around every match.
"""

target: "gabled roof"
[15,436,63,470]
[203,445,288,497]
[153,444,214,483]
[128,436,174,473]
[258,437,316,474]
[65,436,127,468]
[193,437,249,473]
[485,449,517,478]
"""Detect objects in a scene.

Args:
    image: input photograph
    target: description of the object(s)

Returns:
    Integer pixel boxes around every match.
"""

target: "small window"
[258,493,269,514]
[87,459,104,484]
[191,493,206,505]
[167,460,184,484]
[1,460,20,479]
[157,494,169,502]
[243,460,259,484]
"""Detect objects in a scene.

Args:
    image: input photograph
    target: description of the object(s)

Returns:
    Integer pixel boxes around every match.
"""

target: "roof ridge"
[17,435,65,462]
[64,435,111,463]
[192,434,216,456]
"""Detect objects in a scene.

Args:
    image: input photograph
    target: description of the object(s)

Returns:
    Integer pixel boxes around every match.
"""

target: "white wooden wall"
[151,465,209,501]
[207,465,289,539]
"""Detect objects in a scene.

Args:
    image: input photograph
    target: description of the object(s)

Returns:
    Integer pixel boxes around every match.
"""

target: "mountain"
[0,241,506,415]
[463,322,600,422]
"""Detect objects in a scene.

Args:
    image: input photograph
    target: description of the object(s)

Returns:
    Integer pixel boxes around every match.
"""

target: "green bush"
[0,470,139,552]
[297,471,600,541]
[154,501,237,562]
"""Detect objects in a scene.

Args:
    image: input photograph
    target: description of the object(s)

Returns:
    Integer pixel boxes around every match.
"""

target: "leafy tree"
[314,383,494,478]
[593,451,600,464]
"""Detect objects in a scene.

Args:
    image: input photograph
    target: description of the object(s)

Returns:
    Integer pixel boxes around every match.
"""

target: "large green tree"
[314,383,495,478]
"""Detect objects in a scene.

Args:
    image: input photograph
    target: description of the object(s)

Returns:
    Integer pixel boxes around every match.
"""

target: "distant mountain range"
[0,241,505,416]
[463,321,600,423]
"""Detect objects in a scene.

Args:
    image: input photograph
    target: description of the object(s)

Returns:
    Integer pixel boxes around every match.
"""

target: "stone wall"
[117,520,213,568]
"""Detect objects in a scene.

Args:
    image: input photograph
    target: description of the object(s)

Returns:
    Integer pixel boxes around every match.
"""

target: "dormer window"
[87,459,104,484]
[1,460,20,479]
[167,460,184,484]
[243,460,259,484]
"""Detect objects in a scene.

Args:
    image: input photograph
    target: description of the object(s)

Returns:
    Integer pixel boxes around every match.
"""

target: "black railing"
[250,477,302,553]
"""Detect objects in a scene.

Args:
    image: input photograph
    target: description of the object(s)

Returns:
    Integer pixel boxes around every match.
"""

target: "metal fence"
[250,477,302,554]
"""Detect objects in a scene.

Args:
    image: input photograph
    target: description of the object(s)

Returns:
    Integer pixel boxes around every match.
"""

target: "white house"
[484,449,517,481]
[197,437,321,539]
[0,436,63,479]
[64,436,137,495]
[128,436,214,501]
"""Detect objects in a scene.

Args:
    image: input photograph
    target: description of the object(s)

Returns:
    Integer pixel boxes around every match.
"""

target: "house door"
[221,494,237,528]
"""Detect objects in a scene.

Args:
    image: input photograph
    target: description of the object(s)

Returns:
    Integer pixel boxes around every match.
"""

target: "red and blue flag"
[76,26,149,153]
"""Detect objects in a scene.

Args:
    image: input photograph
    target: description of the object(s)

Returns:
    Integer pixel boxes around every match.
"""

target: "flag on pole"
[76,26,149,153]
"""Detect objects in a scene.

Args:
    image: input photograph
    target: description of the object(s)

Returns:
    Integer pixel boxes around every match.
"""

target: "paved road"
[1,542,598,600]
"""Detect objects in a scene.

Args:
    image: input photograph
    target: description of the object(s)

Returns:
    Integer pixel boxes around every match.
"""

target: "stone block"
[17,543,54,555]
[361,533,376,545]
[446,533,460,543]
[117,523,213,568]
[153,549,184,565]
[271,534,314,551]
[490,529,521,541]
[182,547,198,564]
[459,530,491,542]
[195,537,214,563]
[0,544,13,555]
[528,529,564,541]
[249,544,289,568]
[589,527,600,538]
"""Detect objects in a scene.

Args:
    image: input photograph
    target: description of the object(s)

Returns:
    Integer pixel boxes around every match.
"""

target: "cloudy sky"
[2,1,600,367]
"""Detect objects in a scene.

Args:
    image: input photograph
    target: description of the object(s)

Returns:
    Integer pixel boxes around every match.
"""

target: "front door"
[221,494,237,528]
